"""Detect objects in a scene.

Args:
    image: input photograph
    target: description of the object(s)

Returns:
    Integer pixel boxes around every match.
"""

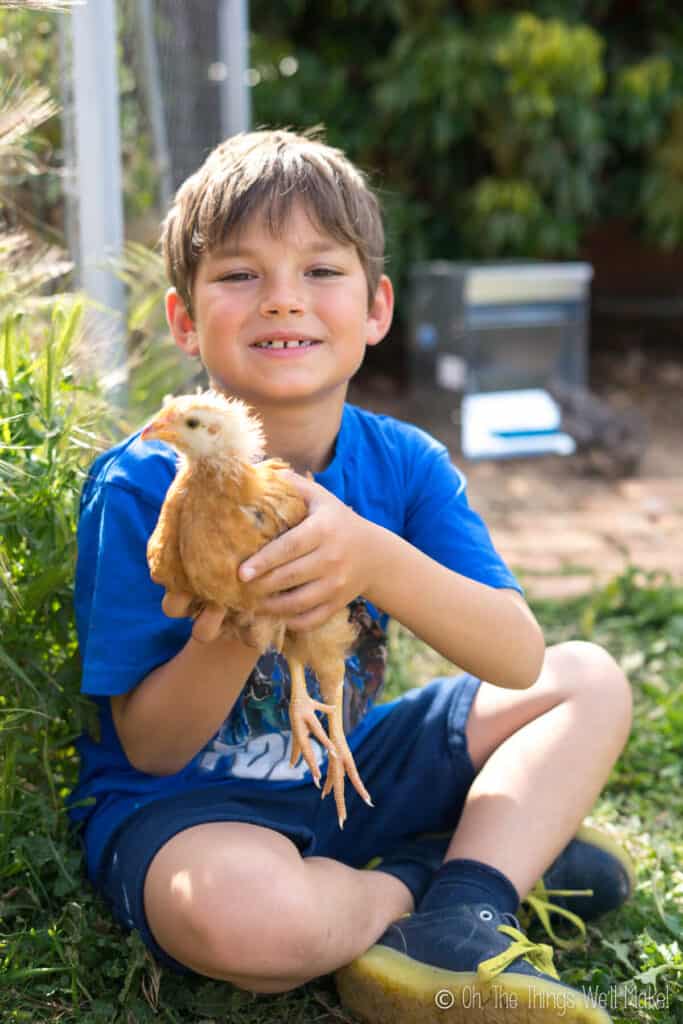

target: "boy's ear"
[365,275,394,348]
[166,288,200,356]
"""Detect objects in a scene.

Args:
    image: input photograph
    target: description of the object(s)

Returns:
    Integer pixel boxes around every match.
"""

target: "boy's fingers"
[284,601,334,632]
[284,469,319,496]
[192,603,225,644]
[162,591,194,617]
[239,521,315,582]
[256,576,325,618]
[247,551,319,602]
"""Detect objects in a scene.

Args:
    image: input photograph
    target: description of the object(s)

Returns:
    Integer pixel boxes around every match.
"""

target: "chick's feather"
[177,457,305,614]
[142,391,369,824]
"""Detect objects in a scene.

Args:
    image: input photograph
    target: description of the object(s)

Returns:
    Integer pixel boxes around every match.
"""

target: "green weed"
[2,565,681,1022]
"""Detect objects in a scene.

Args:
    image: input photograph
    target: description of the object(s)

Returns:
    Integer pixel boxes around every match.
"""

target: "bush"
[0,295,118,1001]
[6,3,683,327]
[249,2,683,310]
[0,300,111,826]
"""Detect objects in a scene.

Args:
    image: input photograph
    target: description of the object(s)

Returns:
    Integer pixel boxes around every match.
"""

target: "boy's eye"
[308,267,342,278]
[218,271,255,282]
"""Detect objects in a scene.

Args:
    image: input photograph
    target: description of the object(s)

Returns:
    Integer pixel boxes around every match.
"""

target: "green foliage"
[495,14,605,115]
[0,9,59,90]
[249,3,683,309]
[611,56,674,151]
[0,2,161,235]
[2,567,682,1021]
[5,2,683,323]
[1,303,92,614]
[254,7,609,283]
[484,14,605,252]
[0,296,116,1019]
[115,241,198,421]
[0,64,113,921]
[640,104,683,249]
[464,178,550,256]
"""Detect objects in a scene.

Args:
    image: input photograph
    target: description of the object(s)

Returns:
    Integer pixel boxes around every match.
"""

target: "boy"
[70,130,633,1022]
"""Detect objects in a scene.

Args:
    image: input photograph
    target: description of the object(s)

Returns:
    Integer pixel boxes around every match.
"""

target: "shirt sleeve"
[75,480,192,696]
[403,436,522,594]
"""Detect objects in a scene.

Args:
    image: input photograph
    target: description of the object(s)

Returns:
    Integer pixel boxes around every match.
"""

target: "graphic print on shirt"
[197,597,387,780]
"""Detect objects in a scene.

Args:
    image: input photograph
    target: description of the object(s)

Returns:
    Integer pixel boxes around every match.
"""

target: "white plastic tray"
[461,388,576,460]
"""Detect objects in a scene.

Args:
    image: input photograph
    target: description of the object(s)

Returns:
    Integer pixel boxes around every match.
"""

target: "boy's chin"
[204,373,353,412]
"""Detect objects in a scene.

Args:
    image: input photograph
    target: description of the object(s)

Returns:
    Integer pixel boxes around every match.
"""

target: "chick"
[141,391,372,827]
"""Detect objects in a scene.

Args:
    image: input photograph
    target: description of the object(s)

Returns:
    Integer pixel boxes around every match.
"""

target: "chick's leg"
[319,674,373,830]
[288,658,336,788]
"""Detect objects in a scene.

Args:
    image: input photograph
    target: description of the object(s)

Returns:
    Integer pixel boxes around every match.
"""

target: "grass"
[1,568,681,1023]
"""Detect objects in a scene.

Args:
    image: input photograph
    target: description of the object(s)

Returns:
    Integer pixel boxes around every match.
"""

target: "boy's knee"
[180,866,322,984]
[555,640,632,726]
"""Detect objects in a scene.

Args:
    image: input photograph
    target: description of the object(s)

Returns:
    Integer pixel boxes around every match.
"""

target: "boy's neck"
[235,395,346,476]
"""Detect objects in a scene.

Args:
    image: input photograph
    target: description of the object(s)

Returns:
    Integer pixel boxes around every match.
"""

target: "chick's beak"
[140,412,178,443]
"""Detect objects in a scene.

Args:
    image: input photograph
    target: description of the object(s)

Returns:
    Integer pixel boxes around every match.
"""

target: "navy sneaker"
[336,903,612,1023]
[522,824,635,948]
[368,824,634,943]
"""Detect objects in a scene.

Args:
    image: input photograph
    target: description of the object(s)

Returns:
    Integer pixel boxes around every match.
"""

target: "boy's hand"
[238,472,379,631]
[161,591,227,644]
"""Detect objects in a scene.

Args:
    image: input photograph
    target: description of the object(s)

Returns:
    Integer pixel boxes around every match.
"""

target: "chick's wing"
[248,458,308,533]
[177,459,307,610]
[146,468,192,593]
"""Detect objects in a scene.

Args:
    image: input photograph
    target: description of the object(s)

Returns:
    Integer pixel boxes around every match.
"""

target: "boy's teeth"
[256,339,312,349]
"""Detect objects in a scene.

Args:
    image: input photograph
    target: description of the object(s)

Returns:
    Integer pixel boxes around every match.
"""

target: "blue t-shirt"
[69,403,520,879]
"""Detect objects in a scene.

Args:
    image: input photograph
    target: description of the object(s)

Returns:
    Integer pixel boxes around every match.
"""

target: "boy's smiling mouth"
[250,331,322,353]
[252,339,320,349]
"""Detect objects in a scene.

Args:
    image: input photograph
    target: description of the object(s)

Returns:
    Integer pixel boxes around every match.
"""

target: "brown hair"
[161,128,385,316]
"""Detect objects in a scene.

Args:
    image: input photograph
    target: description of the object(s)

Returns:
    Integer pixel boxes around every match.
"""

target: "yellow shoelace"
[521,880,593,950]
[477,924,560,983]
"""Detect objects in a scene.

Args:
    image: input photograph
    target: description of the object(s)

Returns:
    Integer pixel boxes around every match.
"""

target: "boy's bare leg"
[144,640,630,994]
[452,640,632,897]
[143,821,412,992]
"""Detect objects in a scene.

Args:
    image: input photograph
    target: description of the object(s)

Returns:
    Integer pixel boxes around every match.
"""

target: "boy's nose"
[260,299,305,317]
[259,286,305,318]
[261,304,305,317]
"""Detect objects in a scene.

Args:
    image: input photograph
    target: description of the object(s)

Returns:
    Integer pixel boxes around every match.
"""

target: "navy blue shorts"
[98,674,481,972]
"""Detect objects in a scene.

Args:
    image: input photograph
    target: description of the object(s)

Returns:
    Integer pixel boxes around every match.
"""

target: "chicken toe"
[319,680,373,828]
[288,659,337,786]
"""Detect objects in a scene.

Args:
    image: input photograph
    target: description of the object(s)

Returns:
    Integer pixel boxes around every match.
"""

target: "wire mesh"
[123,0,226,193]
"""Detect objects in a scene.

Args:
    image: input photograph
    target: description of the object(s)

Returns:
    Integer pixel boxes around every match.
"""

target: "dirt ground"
[350,338,683,599]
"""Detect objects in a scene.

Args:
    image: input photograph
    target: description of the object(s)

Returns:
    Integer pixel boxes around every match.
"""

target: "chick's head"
[141,391,265,464]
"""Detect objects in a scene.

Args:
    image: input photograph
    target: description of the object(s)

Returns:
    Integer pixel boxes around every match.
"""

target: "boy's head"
[161,129,385,318]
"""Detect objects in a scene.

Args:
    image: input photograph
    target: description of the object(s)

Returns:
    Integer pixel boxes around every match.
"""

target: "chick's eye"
[185,417,200,429]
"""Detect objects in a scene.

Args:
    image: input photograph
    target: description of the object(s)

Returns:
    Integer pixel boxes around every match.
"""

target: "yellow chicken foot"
[320,680,373,829]
[288,658,337,788]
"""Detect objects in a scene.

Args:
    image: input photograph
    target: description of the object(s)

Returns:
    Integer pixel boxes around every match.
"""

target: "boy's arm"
[111,613,259,776]
[359,524,544,689]
[238,476,545,691]
[78,474,259,777]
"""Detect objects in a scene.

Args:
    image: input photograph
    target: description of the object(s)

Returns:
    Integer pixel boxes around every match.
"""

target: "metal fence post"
[71,0,127,401]
[218,0,251,139]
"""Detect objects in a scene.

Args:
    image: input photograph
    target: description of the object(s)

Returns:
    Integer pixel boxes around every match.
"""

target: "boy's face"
[167,201,393,411]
